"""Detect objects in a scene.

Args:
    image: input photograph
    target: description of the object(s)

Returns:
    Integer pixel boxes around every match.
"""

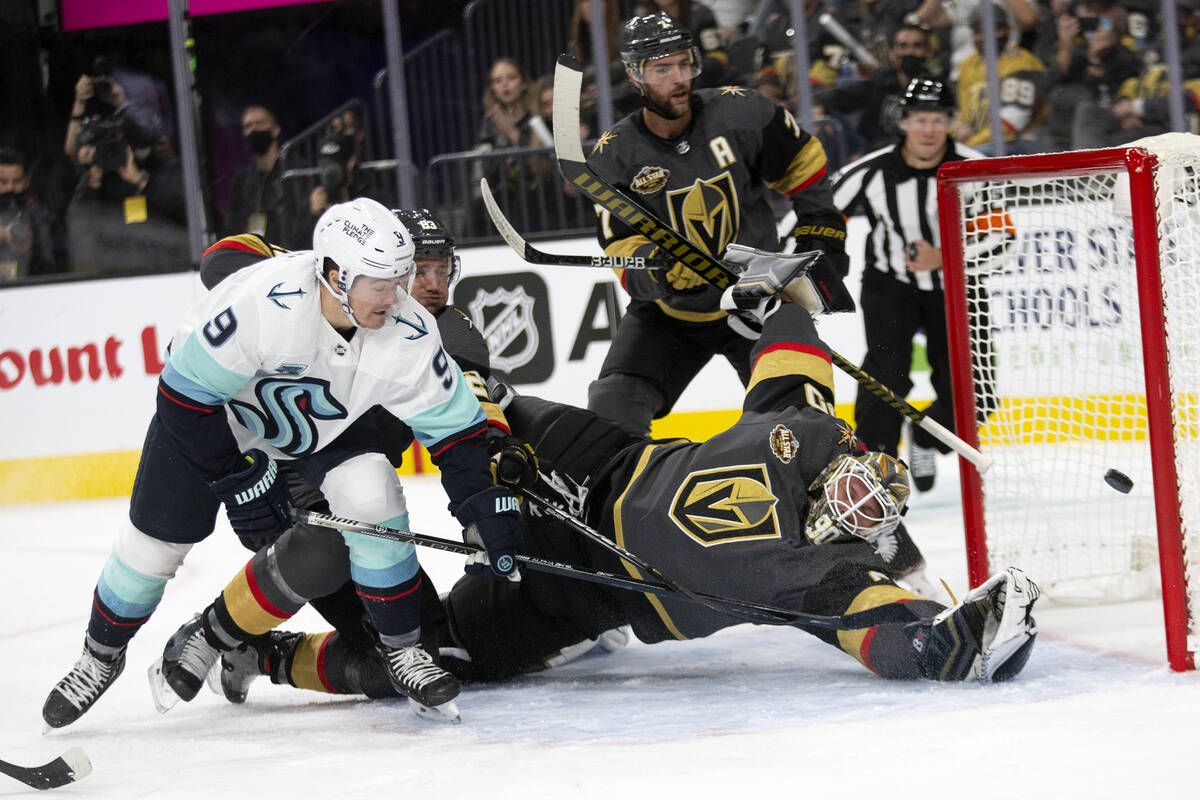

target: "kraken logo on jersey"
[229,377,349,456]
[665,172,739,270]
[668,464,780,546]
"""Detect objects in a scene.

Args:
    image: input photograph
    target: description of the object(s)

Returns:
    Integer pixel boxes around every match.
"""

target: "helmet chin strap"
[317,270,366,329]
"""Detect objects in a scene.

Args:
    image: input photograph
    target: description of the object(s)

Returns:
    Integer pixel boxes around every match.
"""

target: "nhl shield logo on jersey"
[666,172,739,259]
[769,424,798,464]
[668,464,781,546]
[630,165,670,195]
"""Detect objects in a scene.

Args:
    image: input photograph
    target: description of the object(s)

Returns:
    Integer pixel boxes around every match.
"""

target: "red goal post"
[936,137,1200,671]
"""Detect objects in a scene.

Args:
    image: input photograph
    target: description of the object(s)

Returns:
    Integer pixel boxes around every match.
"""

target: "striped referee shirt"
[831,137,984,292]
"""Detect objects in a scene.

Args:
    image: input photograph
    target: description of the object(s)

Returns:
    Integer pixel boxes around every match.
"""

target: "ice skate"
[147,613,222,712]
[42,642,126,728]
[905,421,938,493]
[212,631,301,703]
[377,644,461,724]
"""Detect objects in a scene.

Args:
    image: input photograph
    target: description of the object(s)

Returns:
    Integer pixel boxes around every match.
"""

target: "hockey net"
[936,134,1200,671]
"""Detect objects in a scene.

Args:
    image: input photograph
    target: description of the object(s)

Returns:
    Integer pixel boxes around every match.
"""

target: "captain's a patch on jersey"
[630,165,669,195]
[769,424,798,464]
[668,464,780,546]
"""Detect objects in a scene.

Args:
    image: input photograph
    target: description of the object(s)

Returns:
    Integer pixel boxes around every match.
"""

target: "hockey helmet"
[393,207,461,286]
[804,452,910,545]
[899,78,955,115]
[619,12,702,83]
[313,197,415,328]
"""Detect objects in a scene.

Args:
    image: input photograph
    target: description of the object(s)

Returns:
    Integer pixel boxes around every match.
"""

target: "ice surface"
[1,454,1196,798]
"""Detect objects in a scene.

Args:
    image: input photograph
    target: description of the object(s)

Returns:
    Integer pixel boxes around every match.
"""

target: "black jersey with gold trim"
[587,87,839,320]
[591,304,874,642]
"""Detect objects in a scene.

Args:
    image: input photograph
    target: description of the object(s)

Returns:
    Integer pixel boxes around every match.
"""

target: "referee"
[831,79,984,492]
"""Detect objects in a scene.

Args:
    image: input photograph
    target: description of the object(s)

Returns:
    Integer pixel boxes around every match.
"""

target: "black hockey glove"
[489,435,540,491]
[455,485,524,582]
[209,449,293,543]
[789,220,850,278]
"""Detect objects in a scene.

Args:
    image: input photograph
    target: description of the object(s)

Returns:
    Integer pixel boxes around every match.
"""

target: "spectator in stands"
[635,0,730,85]
[758,0,860,93]
[63,68,188,273]
[476,57,555,213]
[0,147,56,281]
[952,1,1051,154]
[816,23,940,149]
[296,109,372,249]
[478,57,542,151]
[221,104,286,241]
[568,0,630,124]
[906,0,1042,75]
[1044,0,1141,150]
[1072,0,1200,149]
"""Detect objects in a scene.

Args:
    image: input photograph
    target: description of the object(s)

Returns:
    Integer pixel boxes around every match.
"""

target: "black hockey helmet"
[619,12,702,82]
[899,78,955,115]
[392,207,460,283]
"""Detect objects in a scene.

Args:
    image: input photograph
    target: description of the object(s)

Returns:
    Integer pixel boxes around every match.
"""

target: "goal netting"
[936,133,1200,671]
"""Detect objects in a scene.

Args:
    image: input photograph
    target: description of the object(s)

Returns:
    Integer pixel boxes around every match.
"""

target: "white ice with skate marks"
[2,453,1198,798]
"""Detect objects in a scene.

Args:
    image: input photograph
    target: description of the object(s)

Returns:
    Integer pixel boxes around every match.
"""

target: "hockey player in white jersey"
[42,198,521,727]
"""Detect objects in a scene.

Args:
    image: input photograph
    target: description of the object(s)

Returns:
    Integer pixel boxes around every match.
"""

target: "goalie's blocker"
[721,244,855,315]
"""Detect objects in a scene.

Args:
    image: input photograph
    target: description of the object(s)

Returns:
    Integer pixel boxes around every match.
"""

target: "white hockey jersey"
[159,251,484,461]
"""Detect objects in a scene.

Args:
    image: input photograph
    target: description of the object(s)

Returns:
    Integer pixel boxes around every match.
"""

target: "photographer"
[289,109,370,249]
[64,60,188,273]
[0,148,55,281]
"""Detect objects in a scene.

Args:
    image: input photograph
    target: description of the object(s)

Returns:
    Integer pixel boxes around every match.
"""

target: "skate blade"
[205,659,224,697]
[146,659,183,714]
[409,697,461,724]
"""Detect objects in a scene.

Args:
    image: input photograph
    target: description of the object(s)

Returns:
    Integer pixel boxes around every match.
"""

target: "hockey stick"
[294,509,908,631]
[480,178,676,270]
[550,54,992,472]
[0,748,92,791]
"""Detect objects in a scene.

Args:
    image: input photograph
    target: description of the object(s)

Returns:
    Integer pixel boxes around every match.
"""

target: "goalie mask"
[804,453,910,545]
[620,12,702,84]
[313,197,415,328]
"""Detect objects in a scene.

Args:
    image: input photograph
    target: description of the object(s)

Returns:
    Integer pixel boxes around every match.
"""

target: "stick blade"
[552,56,586,163]
[58,747,93,783]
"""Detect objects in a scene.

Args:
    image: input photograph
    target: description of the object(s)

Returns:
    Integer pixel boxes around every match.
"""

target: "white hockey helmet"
[313,197,416,327]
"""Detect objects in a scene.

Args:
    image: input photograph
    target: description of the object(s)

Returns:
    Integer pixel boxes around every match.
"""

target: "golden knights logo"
[668,464,780,547]
[665,172,739,262]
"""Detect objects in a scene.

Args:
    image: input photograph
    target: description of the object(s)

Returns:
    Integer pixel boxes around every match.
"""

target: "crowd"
[3,0,1196,284]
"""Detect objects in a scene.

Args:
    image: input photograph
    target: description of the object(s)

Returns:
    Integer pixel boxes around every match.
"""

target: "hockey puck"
[1104,469,1134,494]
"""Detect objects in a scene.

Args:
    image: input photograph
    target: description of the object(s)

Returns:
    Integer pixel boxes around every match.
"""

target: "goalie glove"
[719,245,854,338]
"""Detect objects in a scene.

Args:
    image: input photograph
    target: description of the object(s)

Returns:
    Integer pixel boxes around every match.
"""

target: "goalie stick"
[0,748,92,791]
[294,509,912,631]
[544,52,994,470]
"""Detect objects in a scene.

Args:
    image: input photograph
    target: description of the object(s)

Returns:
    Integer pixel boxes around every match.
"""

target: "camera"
[85,57,117,118]
[316,132,354,192]
[77,116,128,172]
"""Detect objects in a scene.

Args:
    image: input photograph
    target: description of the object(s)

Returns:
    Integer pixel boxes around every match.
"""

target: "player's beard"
[641,79,693,121]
